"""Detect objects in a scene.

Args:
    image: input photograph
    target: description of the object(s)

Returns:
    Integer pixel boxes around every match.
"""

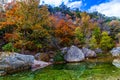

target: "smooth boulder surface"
[110,47,120,57]
[82,48,96,58]
[0,52,34,75]
[64,45,85,62]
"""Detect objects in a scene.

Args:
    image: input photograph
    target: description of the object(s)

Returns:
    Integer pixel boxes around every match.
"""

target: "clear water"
[0,58,120,80]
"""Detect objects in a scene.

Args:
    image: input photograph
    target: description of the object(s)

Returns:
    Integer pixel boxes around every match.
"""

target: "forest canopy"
[0,0,120,53]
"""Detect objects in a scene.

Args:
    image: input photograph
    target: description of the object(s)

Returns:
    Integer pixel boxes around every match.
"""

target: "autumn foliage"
[54,19,75,46]
[0,1,117,53]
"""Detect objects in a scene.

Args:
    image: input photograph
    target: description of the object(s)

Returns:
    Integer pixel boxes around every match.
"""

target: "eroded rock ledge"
[0,52,51,76]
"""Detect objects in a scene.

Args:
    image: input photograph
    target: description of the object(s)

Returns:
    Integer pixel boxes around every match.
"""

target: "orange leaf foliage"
[4,33,19,42]
[54,19,75,46]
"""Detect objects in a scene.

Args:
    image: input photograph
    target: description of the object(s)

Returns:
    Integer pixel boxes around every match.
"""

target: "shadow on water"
[1,58,120,80]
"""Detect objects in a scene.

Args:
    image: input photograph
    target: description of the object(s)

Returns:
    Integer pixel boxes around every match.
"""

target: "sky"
[40,0,120,17]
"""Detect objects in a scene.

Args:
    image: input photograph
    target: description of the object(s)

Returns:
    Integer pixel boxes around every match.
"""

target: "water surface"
[0,57,120,80]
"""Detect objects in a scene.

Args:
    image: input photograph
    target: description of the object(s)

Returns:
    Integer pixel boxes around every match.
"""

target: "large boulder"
[82,48,96,58]
[64,45,85,62]
[110,47,120,57]
[0,52,34,75]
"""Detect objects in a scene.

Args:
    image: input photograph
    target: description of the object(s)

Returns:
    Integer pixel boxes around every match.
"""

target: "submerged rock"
[110,47,120,57]
[82,48,96,58]
[64,45,85,62]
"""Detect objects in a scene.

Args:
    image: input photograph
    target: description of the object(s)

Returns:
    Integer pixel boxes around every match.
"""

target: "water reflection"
[1,60,120,80]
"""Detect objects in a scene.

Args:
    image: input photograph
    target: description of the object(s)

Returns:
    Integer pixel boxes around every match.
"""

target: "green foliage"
[89,36,97,49]
[2,1,51,52]
[100,31,114,51]
[2,42,20,52]
[74,27,85,44]
[53,51,64,62]
[92,27,101,43]
[76,12,81,18]
[0,1,119,53]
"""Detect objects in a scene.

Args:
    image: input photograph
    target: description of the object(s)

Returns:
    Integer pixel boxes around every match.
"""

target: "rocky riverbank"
[0,52,51,76]
[0,46,120,76]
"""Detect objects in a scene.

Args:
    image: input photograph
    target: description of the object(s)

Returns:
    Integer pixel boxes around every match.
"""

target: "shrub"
[54,51,64,62]
[2,42,20,52]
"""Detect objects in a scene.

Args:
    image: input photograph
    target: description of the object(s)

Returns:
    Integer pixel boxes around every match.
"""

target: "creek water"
[0,56,120,80]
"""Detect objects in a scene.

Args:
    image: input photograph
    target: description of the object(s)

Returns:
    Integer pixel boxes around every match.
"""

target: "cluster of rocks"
[0,52,50,76]
[110,47,120,57]
[63,45,120,63]
[62,46,120,68]
[62,45,97,62]
[110,47,120,68]
[1,46,119,76]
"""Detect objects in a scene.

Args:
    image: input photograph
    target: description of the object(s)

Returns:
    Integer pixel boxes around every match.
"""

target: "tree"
[54,19,75,47]
[74,27,85,45]
[3,0,51,52]
[89,36,97,49]
[109,20,120,39]
[100,31,114,51]
[92,27,101,43]
[80,12,98,46]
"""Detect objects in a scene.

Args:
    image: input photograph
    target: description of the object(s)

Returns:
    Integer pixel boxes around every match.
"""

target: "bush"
[53,51,64,62]
[2,42,20,52]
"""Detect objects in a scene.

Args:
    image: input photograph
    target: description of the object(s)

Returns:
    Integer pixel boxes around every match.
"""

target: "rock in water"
[0,52,34,75]
[82,48,96,58]
[112,59,120,68]
[64,45,85,62]
[31,60,51,71]
[110,47,120,57]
